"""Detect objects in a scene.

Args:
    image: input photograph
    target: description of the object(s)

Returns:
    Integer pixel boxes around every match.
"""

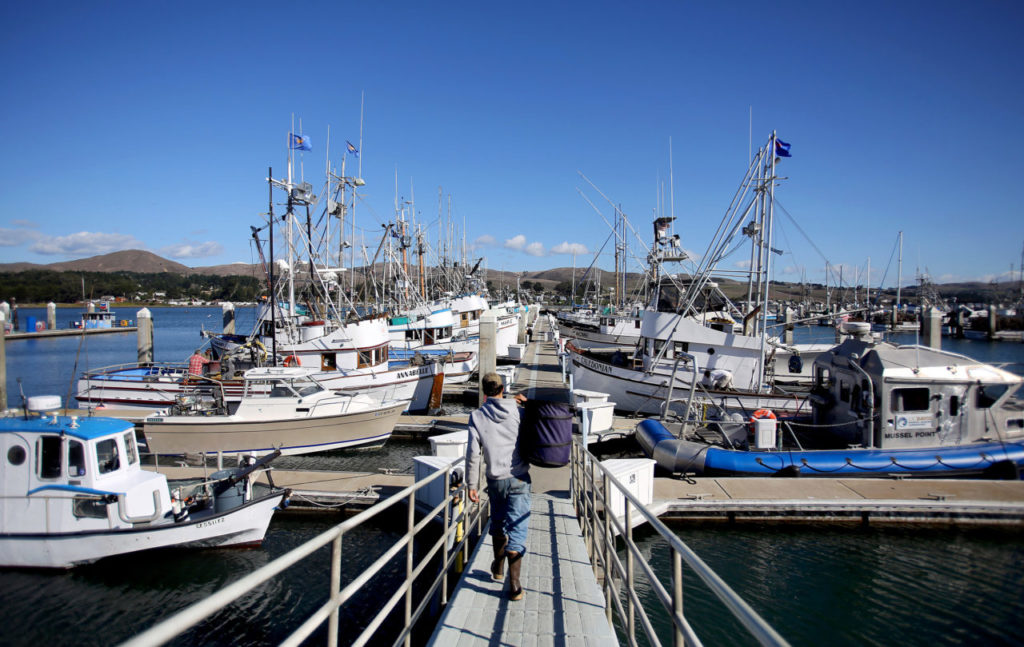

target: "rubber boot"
[490,534,507,581]
[506,551,524,600]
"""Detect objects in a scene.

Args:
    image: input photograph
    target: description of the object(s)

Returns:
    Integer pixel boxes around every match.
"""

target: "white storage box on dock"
[572,389,609,407]
[414,455,463,515]
[495,365,516,388]
[429,430,469,458]
[578,401,616,437]
[753,418,777,449]
[506,344,526,360]
[602,458,655,521]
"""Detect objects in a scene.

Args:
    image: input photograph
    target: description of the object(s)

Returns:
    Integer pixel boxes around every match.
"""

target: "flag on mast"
[289,133,312,151]
[774,138,791,158]
[346,140,359,157]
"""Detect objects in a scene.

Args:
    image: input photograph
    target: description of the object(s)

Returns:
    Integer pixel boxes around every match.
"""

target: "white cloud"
[734,259,751,269]
[474,234,496,248]
[158,241,224,259]
[29,231,145,256]
[504,234,526,250]
[10,219,38,229]
[550,241,589,255]
[524,242,546,257]
[0,227,40,247]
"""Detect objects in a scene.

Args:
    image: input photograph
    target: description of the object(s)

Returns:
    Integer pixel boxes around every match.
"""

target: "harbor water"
[2,307,1023,645]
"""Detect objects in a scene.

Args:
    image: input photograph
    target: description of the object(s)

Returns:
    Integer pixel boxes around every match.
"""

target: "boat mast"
[268,167,277,364]
[894,230,903,326]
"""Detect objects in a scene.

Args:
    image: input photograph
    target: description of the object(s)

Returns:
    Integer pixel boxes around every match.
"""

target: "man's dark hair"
[481,372,504,397]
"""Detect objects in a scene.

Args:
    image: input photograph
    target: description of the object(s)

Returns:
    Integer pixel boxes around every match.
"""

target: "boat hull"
[143,401,408,456]
[0,490,284,569]
[77,362,442,413]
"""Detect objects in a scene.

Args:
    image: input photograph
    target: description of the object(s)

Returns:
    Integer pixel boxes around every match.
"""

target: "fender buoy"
[283,355,300,367]
[749,408,776,432]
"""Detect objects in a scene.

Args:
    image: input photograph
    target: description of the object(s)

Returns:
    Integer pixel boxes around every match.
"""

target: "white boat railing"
[570,438,790,647]
[118,462,485,647]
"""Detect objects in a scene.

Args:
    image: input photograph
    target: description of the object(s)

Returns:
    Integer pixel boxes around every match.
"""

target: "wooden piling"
[137,308,154,365]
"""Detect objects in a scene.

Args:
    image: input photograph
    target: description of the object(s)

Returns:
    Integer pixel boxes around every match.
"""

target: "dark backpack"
[518,401,573,467]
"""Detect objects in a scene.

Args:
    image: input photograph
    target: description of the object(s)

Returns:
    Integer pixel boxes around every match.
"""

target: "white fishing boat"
[142,367,409,457]
[568,133,827,417]
[0,396,286,569]
[388,306,478,383]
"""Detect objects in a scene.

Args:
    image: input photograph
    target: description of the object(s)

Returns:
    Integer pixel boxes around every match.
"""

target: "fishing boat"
[0,396,287,568]
[568,134,828,418]
[142,367,409,457]
[636,332,1024,478]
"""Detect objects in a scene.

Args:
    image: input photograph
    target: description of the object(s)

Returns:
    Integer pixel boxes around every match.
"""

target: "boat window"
[295,385,322,397]
[7,445,26,466]
[69,440,87,476]
[815,367,831,388]
[839,381,851,403]
[635,319,641,329]
[851,385,861,410]
[73,496,109,519]
[123,433,138,466]
[96,439,121,474]
[976,384,1008,409]
[321,353,337,372]
[269,386,294,398]
[37,436,62,479]
[891,387,931,413]
[674,341,689,355]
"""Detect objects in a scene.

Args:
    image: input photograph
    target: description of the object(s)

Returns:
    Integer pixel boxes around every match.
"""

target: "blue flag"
[290,133,312,151]
[775,138,791,158]
[346,140,359,157]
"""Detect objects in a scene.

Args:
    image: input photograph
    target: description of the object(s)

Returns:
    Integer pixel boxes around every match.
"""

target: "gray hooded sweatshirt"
[465,397,529,490]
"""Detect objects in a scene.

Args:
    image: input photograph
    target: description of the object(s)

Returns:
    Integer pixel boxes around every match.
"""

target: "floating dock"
[4,326,137,340]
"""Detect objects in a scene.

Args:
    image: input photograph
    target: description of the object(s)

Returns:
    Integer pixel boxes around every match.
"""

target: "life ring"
[283,355,300,367]
[749,408,776,432]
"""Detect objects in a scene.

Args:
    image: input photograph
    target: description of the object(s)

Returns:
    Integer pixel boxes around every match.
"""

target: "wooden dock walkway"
[428,315,619,646]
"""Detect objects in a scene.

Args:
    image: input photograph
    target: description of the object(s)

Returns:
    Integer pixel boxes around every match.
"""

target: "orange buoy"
[283,355,300,367]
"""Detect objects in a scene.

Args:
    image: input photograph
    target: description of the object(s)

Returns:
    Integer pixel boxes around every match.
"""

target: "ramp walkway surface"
[429,315,619,646]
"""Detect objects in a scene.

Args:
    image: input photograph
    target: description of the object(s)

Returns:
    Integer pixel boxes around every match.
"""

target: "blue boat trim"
[27,484,122,497]
[636,419,1024,477]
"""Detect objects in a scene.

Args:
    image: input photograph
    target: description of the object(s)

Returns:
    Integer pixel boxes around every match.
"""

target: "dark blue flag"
[346,140,359,157]
[290,133,312,151]
[775,138,791,158]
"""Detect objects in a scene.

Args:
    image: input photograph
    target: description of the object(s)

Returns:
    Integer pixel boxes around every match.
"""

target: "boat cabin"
[810,338,1024,450]
[0,399,171,536]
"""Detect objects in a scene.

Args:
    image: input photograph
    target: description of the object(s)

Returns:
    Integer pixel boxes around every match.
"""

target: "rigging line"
[773,198,832,268]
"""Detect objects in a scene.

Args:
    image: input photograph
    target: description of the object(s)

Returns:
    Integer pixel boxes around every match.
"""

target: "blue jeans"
[486,474,531,555]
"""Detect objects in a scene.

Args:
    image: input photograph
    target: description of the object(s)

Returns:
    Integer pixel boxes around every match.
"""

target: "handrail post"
[602,472,613,626]
[626,500,635,642]
[442,469,451,605]
[328,533,342,647]
[405,488,415,647]
[673,548,684,647]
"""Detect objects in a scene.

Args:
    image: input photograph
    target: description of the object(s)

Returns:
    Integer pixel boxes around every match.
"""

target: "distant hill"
[0,250,261,277]
[0,250,1020,304]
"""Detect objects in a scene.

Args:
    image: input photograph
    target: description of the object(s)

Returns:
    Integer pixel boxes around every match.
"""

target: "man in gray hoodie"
[466,372,530,600]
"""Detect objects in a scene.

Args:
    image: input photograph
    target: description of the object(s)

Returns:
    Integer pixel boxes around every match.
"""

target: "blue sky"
[1,1,1022,288]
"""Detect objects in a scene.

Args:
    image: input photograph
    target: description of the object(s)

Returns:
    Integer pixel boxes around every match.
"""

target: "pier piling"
[923,307,942,349]
[137,308,154,364]
[222,302,235,335]
[0,311,6,410]
[478,311,497,406]
[46,303,56,331]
